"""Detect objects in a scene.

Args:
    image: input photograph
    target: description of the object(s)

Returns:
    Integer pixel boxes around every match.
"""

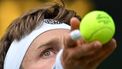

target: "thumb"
[65,30,83,48]
[64,17,82,48]
[70,17,80,30]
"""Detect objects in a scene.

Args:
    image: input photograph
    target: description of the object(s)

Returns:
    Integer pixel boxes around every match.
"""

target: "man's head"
[0,1,80,69]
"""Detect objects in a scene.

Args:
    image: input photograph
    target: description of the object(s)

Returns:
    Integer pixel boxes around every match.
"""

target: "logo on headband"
[42,19,62,24]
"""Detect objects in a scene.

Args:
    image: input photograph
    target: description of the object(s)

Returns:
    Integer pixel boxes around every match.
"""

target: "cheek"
[42,58,56,69]
[29,57,56,69]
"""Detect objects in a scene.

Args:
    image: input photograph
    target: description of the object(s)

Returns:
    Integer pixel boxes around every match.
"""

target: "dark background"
[93,0,122,69]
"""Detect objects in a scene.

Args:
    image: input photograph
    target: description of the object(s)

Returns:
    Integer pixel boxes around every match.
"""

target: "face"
[21,29,70,69]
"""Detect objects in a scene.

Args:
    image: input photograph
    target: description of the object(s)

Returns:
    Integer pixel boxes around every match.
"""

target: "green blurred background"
[0,0,122,69]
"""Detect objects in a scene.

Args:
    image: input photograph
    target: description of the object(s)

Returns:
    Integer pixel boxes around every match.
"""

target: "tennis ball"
[80,10,115,44]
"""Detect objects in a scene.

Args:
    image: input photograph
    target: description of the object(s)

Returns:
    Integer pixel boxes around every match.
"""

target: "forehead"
[35,29,70,42]
[30,29,70,48]
[39,29,70,40]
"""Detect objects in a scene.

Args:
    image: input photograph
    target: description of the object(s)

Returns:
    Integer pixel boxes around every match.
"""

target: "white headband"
[4,19,71,69]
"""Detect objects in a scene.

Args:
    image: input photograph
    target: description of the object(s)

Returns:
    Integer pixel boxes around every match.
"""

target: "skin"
[22,17,117,69]
[22,29,70,69]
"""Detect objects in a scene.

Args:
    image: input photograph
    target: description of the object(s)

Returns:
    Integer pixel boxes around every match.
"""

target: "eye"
[40,48,56,59]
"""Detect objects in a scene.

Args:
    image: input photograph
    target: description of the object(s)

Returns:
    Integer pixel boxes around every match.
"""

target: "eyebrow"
[37,38,61,49]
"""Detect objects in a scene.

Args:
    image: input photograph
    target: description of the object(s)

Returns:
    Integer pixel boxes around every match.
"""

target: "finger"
[70,30,81,41]
[70,17,80,30]
[89,39,117,66]
[64,34,77,48]
[71,41,102,59]
[64,17,80,48]
[65,30,84,48]
[64,17,81,48]
[104,38,117,48]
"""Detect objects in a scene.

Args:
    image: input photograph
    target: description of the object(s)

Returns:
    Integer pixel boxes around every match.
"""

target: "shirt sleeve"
[52,49,63,69]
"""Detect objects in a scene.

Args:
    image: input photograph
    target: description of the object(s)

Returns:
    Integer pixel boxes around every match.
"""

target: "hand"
[61,17,117,69]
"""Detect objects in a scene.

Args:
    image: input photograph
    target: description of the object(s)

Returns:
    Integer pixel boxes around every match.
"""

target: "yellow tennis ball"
[80,10,115,44]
